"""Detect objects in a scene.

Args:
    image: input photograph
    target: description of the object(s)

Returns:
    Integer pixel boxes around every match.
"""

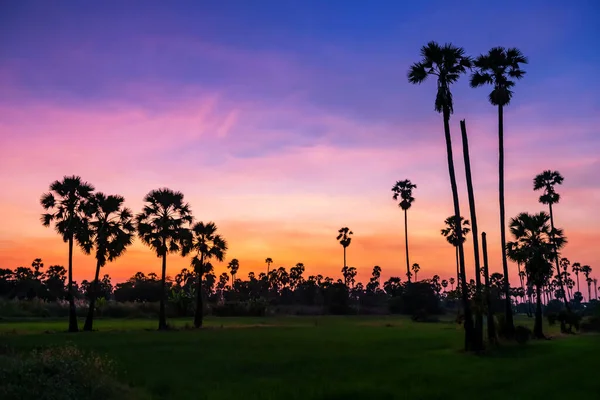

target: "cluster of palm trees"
[41,177,228,331]
[403,41,594,349]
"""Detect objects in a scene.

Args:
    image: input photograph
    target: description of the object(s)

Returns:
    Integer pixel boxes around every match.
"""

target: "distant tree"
[411,263,420,282]
[41,175,95,332]
[265,257,273,275]
[449,277,455,291]
[391,179,417,281]
[44,265,67,300]
[136,188,192,330]
[189,222,227,328]
[408,40,476,351]
[227,259,240,287]
[441,279,448,292]
[508,212,565,338]
[581,265,593,302]
[290,263,306,291]
[471,47,527,336]
[441,216,470,287]
[533,170,569,308]
[83,193,135,331]
[336,227,353,281]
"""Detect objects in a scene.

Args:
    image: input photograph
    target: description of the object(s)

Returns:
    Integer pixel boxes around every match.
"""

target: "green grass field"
[1,316,598,399]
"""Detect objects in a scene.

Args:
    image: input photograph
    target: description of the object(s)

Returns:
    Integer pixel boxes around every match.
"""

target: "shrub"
[514,325,531,344]
[212,300,266,317]
[557,310,581,333]
[580,316,600,332]
[0,345,148,400]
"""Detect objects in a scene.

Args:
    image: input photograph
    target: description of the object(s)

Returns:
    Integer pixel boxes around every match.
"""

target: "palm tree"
[227,259,240,287]
[411,263,420,281]
[572,262,581,294]
[41,175,95,332]
[471,47,527,335]
[190,222,227,328]
[459,119,484,348]
[408,41,476,351]
[83,193,135,331]
[593,278,598,300]
[581,265,592,302]
[265,257,273,275]
[391,180,417,282]
[336,227,353,278]
[136,188,193,330]
[481,232,497,343]
[441,216,470,287]
[508,212,566,339]
[533,170,569,308]
[449,277,455,291]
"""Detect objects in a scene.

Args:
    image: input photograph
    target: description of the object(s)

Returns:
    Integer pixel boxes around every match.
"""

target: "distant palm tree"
[471,47,527,336]
[408,41,476,351]
[391,180,417,282]
[227,259,240,287]
[83,193,135,331]
[594,278,598,300]
[449,277,455,291]
[265,257,273,275]
[190,222,227,328]
[336,227,353,279]
[581,265,592,302]
[136,188,193,330]
[441,216,470,287]
[533,170,569,308]
[441,279,448,292]
[508,212,566,339]
[41,175,95,332]
[411,263,420,282]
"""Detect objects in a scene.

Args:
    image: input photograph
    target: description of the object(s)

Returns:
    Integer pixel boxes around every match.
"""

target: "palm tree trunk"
[498,104,515,336]
[576,273,580,293]
[158,253,168,330]
[455,247,459,289]
[481,232,496,344]
[460,120,483,350]
[534,284,544,339]
[67,235,78,333]
[588,282,592,303]
[83,259,102,331]
[343,247,347,286]
[595,282,598,299]
[443,109,475,351]
[194,253,205,328]
[404,209,411,282]
[547,203,570,311]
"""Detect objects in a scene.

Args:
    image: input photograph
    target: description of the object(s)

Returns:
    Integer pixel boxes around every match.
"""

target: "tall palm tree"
[471,47,527,335]
[581,265,592,302]
[265,257,273,275]
[459,119,483,348]
[411,263,420,281]
[83,193,135,331]
[227,259,240,287]
[391,179,417,282]
[336,227,353,278]
[594,278,598,300]
[136,188,193,330]
[481,232,497,343]
[190,222,227,328]
[449,277,455,290]
[41,175,95,332]
[508,212,566,339]
[572,262,581,294]
[533,170,569,308]
[441,216,470,288]
[408,41,476,351]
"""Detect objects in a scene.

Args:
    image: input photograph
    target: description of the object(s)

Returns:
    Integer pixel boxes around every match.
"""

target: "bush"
[557,310,581,333]
[212,300,267,317]
[515,325,531,344]
[0,345,148,400]
[580,316,600,332]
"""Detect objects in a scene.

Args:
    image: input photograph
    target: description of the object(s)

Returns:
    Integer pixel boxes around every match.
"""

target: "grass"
[1,316,597,399]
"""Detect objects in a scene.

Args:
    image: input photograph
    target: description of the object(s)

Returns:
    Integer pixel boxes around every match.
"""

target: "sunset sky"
[1,1,599,286]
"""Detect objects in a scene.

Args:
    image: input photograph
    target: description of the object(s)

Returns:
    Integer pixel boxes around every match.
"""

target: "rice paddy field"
[1,316,598,399]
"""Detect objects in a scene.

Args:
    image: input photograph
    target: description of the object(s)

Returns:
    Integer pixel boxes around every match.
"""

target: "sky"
[0,0,599,288]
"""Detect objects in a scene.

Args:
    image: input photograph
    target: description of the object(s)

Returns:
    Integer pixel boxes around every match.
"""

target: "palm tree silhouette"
[411,263,420,282]
[265,257,273,275]
[136,188,193,330]
[41,175,95,332]
[391,179,417,282]
[481,232,497,342]
[408,41,476,350]
[190,222,227,328]
[572,262,581,294]
[470,47,527,335]
[227,259,240,287]
[83,193,135,331]
[449,277,455,291]
[336,227,353,281]
[594,278,598,300]
[533,170,570,308]
[508,212,566,339]
[441,216,470,288]
[581,265,592,302]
